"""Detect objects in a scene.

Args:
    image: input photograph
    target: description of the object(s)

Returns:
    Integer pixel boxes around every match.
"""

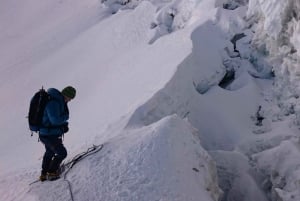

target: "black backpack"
[28,88,51,134]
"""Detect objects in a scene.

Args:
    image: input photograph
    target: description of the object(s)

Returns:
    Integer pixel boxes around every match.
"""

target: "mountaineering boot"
[39,173,47,182]
[47,172,60,181]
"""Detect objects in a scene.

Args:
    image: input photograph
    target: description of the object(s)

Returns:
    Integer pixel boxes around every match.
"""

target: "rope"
[62,144,104,201]
[64,144,104,200]
[29,144,104,200]
[64,179,75,201]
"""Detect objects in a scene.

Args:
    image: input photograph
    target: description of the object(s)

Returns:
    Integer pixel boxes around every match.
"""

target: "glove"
[62,123,69,133]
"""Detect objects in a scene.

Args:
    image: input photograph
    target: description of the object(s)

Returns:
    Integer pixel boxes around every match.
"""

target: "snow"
[247,0,289,40]
[1,0,300,201]
[1,115,221,201]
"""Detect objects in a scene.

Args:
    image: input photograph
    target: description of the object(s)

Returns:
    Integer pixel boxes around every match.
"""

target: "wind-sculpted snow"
[127,8,260,131]
[126,2,291,200]
[2,0,300,201]
[127,21,227,127]
[0,116,222,201]
[247,0,300,127]
[245,2,300,196]
[102,0,208,43]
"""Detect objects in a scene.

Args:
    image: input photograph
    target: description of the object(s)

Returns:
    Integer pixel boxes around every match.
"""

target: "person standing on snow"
[39,86,76,181]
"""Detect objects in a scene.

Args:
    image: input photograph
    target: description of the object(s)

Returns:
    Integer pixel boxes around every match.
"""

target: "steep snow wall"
[127,20,226,127]
[126,2,272,200]
[127,7,260,150]
[247,0,300,125]
[232,2,300,200]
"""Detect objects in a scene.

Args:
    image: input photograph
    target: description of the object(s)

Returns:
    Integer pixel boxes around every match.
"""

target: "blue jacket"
[39,88,69,136]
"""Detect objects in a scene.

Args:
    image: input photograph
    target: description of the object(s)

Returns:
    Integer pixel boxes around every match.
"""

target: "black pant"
[39,135,67,174]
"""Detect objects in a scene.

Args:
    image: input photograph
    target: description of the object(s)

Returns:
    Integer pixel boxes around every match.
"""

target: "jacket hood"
[47,88,64,101]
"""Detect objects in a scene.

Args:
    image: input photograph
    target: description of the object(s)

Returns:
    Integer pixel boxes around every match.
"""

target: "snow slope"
[1,0,300,201]
[1,116,221,201]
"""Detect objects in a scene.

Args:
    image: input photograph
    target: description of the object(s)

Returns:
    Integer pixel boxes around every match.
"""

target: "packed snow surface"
[1,0,300,201]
